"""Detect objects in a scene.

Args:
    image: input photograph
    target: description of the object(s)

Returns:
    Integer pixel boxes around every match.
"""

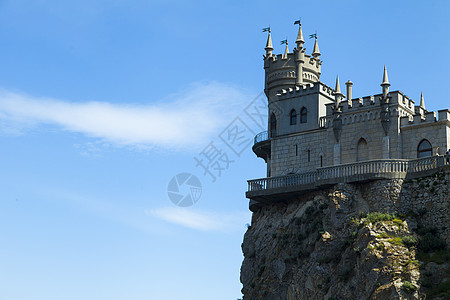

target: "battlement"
[274,81,334,100]
[400,109,450,127]
[322,90,417,116]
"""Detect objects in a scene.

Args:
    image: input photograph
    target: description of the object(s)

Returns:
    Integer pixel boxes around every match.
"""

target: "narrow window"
[290,109,297,125]
[308,150,310,162]
[295,144,298,156]
[320,155,323,167]
[300,107,307,123]
[270,113,277,138]
[417,139,432,158]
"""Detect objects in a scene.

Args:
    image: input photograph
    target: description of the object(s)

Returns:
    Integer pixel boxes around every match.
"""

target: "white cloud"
[0,82,253,151]
[147,206,251,232]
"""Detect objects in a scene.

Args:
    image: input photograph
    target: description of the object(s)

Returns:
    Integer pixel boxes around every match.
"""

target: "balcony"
[252,131,271,163]
[247,155,450,211]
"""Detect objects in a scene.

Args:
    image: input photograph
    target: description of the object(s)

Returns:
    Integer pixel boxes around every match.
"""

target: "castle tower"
[263,25,322,99]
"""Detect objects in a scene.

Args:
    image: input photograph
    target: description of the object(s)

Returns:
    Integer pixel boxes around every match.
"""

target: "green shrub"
[364,212,395,224]
[392,218,404,228]
[401,235,418,248]
[376,232,390,238]
[387,237,404,246]
[402,281,416,293]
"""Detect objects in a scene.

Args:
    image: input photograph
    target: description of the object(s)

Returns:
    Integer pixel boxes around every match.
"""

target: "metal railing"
[254,131,269,145]
[248,155,449,192]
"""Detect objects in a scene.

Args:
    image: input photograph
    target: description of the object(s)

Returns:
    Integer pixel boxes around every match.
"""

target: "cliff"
[241,170,449,299]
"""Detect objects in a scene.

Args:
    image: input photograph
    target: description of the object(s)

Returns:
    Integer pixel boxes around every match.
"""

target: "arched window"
[300,107,307,123]
[417,139,432,158]
[357,138,368,162]
[290,109,297,125]
[270,113,277,138]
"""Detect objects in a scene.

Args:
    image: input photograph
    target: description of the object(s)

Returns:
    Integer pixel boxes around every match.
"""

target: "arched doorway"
[357,138,368,162]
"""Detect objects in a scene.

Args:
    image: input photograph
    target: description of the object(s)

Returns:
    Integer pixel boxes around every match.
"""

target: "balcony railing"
[254,131,269,145]
[248,155,450,193]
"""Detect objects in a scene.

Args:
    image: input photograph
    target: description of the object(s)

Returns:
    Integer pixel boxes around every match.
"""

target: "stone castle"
[246,22,450,211]
[241,22,450,299]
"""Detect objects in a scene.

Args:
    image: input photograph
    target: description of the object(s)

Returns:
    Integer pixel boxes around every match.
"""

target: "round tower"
[263,25,322,100]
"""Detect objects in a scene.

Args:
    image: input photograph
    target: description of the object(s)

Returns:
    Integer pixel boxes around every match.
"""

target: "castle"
[246,22,450,211]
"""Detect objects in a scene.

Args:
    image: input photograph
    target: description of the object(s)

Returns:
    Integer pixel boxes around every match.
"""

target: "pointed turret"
[381,65,390,87]
[334,75,344,107]
[282,41,289,59]
[420,92,425,109]
[312,36,320,58]
[334,76,344,96]
[381,65,390,99]
[265,31,273,57]
[296,23,304,49]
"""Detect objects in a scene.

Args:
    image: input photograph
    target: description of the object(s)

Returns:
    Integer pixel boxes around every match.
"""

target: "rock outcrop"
[241,170,449,299]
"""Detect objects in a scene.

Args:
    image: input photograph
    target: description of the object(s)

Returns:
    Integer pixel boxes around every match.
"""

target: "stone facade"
[258,24,450,178]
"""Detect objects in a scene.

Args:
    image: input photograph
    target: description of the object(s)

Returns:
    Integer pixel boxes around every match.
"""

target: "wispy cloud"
[147,206,250,232]
[0,82,252,151]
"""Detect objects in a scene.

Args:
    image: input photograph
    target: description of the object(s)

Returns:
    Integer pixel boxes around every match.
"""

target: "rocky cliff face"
[241,170,449,299]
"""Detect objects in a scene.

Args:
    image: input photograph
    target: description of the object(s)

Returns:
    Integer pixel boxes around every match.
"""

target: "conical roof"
[381,65,390,86]
[312,36,320,57]
[335,75,343,96]
[283,43,289,59]
[265,32,273,51]
[296,24,304,46]
[420,92,425,109]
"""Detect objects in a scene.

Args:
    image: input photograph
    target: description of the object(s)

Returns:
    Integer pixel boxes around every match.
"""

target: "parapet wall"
[400,109,450,127]
[275,82,334,100]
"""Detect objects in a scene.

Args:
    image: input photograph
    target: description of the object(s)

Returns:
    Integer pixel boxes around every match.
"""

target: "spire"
[381,65,390,87]
[265,31,273,56]
[381,65,390,99]
[335,75,343,96]
[420,92,425,109]
[312,36,320,58]
[296,23,304,49]
[283,41,289,59]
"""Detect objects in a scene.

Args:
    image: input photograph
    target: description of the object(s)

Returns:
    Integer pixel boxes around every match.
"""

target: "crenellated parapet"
[274,81,333,100]
[324,91,416,117]
[400,109,450,127]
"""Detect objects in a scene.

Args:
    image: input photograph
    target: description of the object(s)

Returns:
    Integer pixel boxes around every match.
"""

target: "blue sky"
[0,1,449,299]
